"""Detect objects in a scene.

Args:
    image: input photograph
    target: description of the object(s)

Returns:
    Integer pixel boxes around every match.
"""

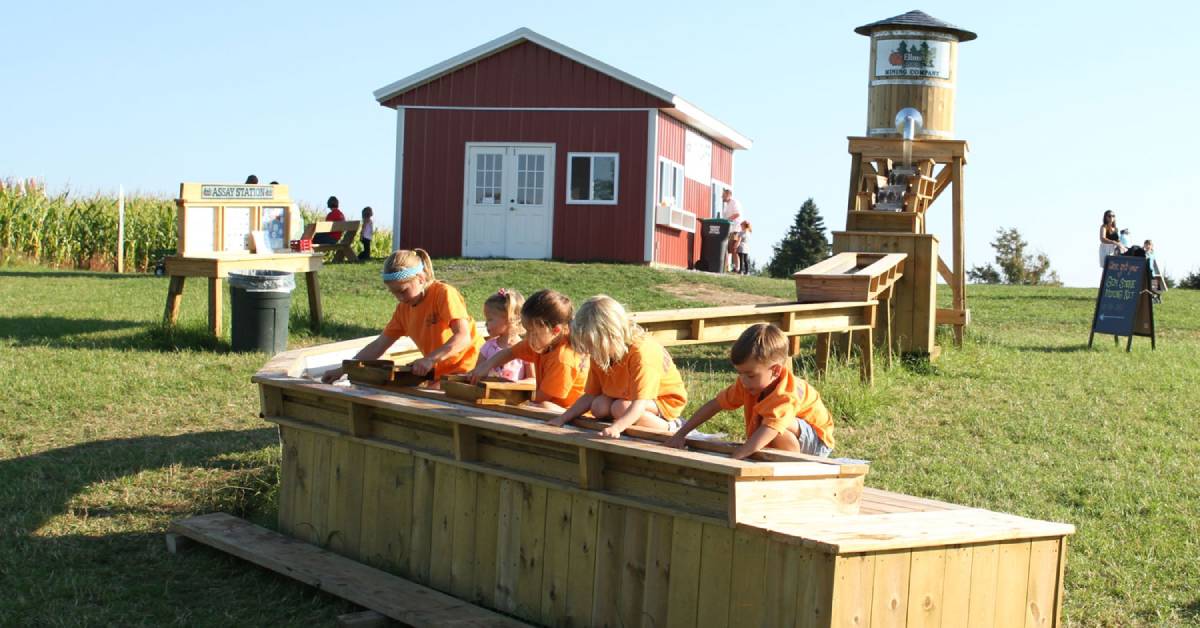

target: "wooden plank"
[936,307,969,326]
[579,447,605,490]
[905,548,947,628]
[937,255,956,287]
[168,513,529,627]
[453,423,479,461]
[727,528,769,627]
[1053,540,1068,628]
[666,518,704,628]
[539,489,574,626]
[695,523,734,628]
[935,545,972,626]
[995,541,1032,628]
[305,271,323,333]
[472,474,501,607]
[428,462,457,591]
[328,440,366,560]
[870,549,912,627]
[408,456,435,585]
[449,467,478,601]
[357,445,385,567]
[967,544,1000,628]
[591,501,627,627]
[846,137,969,164]
[349,403,373,437]
[515,484,548,620]
[336,610,392,628]
[951,156,966,347]
[762,539,800,627]
[641,512,674,628]
[1025,539,1061,628]
[308,433,334,548]
[830,554,875,627]
[277,426,301,538]
[732,477,863,526]
[207,276,222,337]
[617,508,649,628]
[565,495,600,627]
[163,275,185,325]
[494,479,521,614]
[796,546,835,628]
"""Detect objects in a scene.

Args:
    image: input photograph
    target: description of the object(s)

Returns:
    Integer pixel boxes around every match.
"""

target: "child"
[477,289,531,382]
[313,196,345,245]
[665,323,834,459]
[320,249,482,385]
[358,206,374,261]
[548,295,687,438]
[737,220,752,275]
[470,289,588,411]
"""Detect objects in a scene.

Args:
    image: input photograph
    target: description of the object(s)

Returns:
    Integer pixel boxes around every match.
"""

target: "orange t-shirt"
[381,281,483,379]
[584,337,687,419]
[716,366,834,448]
[509,337,589,408]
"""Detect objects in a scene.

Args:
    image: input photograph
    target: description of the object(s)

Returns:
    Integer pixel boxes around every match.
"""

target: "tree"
[967,264,1001,284]
[973,227,1061,286]
[1179,269,1200,290]
[766,198,830,278]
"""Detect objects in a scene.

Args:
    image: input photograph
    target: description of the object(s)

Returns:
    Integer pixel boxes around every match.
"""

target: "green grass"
[1,259,1198,626]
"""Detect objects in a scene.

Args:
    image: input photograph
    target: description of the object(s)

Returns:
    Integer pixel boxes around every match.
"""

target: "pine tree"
[766,198,830,278]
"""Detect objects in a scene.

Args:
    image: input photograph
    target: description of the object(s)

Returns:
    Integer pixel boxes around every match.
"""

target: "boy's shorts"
[796,419,832,457]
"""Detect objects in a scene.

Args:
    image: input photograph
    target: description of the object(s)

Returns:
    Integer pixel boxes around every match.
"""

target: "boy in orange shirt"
[320,249,482,385]
[469,289,588,411]
[665,323,834,458]
[549,295,687,438]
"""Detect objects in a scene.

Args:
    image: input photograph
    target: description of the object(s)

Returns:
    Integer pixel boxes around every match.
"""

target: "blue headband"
[382,263,423,282]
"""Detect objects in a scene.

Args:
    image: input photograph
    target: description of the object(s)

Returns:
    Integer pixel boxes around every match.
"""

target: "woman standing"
[722,189,743,273]
[1098,210,1123,267]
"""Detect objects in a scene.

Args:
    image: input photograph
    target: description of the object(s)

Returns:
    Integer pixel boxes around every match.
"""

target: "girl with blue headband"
[321,249,482,385]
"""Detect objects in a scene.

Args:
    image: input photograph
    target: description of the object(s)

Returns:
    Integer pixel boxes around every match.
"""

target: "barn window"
[656,158,696,232]
[566,153,619,204]
[711,180,732,219]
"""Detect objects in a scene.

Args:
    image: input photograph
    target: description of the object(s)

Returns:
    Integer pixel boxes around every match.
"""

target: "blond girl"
[548,295,687,438]
[477,289,531,382]
[320,249,482,385]
[470,289,588,412]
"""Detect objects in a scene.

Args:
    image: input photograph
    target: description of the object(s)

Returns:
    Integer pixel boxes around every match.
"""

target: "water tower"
[834,10,976,356]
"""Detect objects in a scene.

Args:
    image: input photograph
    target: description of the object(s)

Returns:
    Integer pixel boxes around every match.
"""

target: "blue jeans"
[797,419,832,457]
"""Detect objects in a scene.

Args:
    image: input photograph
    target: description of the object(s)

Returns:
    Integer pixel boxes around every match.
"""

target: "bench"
[301,220,360,263]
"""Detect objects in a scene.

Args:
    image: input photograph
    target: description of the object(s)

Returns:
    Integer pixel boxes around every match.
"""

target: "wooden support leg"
[163,276,185,326]
[856,327,874,385]
[208,277,222,337]
[164,532,193,554]
[306,271,323,333]
[814,333,831,378]
[836,332,852,364]
[788,335,801,357]
[882,296,894,368]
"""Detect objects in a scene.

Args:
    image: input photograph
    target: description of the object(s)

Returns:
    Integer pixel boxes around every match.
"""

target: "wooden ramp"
[168,513,530,627]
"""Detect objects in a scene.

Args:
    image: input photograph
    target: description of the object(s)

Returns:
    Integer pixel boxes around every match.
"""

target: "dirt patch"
[660,282,787,307]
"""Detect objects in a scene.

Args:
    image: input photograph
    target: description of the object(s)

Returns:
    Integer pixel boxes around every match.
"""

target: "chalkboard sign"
[1089,255,1156,351]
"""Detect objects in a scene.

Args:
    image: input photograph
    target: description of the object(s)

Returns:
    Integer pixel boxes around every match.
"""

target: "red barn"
[374,28,751,268]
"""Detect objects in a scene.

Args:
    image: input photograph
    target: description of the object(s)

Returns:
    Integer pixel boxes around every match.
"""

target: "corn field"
[0,178,175,272]
[0,180,394,271]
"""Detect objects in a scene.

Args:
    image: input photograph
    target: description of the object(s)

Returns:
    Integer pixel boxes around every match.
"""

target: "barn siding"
[652,113,737,269]
[401,109,648,263]
[384,41,671,110]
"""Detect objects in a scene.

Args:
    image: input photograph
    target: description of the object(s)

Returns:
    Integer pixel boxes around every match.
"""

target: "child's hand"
[320,367,345,384]
[467,366,486,385]
[599,425,623,439]
[663,432,687,450]
[410,357,435,377]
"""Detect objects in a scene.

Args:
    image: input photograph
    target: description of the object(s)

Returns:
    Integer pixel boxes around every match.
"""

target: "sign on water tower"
[855,10,976,139]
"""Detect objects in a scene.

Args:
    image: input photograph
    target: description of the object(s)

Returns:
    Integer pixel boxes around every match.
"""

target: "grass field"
[1,259,1198,626]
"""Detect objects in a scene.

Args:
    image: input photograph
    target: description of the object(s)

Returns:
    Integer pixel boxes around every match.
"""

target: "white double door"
[462,143,554,259]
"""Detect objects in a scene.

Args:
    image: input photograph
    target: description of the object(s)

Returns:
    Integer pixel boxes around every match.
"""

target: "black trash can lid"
[228,270,295,292]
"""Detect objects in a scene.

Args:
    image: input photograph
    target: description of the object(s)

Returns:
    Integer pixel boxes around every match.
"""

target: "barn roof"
[373,28,752,150]
[854,10,977,42]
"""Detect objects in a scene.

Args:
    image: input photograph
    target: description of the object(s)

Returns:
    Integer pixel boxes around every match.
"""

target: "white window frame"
[565,152,620,205]
[710,179,732,220]
[656,157,696,233]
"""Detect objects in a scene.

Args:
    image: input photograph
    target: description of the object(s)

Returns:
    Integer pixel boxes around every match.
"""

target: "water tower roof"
[854,10,977,42]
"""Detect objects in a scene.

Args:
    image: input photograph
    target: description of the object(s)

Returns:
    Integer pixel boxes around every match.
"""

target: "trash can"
[696,218,733,272]
[228,270,295,354]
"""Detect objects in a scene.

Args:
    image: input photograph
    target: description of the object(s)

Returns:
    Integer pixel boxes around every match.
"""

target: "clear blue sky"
[3,0,1196,287]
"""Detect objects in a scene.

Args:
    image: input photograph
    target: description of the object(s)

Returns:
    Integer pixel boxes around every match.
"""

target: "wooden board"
[441,376,535,406]
[168,513,529,627]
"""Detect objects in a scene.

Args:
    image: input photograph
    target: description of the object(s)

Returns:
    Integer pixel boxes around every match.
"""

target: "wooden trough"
[254,339,1074,627]
[791,252,906,304]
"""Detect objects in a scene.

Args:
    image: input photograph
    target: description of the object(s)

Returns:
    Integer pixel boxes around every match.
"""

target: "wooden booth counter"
[163,251,324,337]
[255,338,1074,627]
